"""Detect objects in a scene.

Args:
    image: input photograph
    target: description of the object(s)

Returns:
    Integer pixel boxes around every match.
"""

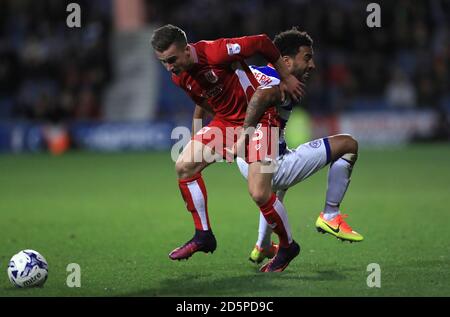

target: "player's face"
[289,46,315,82]
[155,43,191,75]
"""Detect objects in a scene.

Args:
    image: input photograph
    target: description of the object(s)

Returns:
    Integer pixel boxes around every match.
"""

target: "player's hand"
[280,74,305,102]
[224,131,247,161]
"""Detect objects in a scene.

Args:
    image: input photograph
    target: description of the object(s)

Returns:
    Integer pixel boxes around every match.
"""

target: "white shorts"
[236,138,331,191]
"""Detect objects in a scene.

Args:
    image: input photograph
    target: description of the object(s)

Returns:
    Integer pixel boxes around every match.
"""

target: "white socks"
[255,154,356,246]
[324,157,353,221]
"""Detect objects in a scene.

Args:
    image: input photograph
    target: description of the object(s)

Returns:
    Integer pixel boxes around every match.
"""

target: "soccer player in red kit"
[151,24,304,272]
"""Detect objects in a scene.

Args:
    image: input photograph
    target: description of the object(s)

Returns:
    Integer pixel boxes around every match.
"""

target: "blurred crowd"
[0,0,449,124]
[0,0,112,123]
[147,0,450,115]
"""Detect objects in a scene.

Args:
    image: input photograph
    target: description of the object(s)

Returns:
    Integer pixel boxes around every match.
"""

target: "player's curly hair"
[274,27,313,57]
[151,24,187,52]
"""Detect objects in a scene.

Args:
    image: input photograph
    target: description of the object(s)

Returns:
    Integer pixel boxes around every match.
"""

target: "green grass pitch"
[1,144,449,296]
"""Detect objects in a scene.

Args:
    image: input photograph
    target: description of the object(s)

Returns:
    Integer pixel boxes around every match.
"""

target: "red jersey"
[172,35,280,125]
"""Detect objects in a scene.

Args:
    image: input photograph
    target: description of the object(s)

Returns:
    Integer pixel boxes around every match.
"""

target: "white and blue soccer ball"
[7,250,48,288]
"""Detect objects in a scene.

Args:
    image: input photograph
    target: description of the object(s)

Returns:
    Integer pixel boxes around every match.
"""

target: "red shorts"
[192,119,279,163]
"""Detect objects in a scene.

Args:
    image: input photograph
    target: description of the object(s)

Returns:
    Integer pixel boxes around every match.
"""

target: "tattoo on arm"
[243,87,280,129]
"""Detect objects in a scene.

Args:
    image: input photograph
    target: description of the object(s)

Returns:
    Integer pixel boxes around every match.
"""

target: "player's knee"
[343,134,358,154]
[175,160,196,179]
[341,135,358,165]
[330,134,358,163]
[249,188,271,206]
[335,134,358,155]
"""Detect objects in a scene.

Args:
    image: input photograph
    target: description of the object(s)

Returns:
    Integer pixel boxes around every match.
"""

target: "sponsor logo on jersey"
[204,70,219,83]
[201,84,224,98]
[252,71,274,86]
[226,43,241,56]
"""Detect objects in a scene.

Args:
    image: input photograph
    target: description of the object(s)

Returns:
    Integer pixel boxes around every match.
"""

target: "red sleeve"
[201,35,281,65]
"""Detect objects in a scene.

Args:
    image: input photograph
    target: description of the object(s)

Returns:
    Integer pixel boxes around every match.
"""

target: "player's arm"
[205,35,304,101]
[228,87,281,158]
[192,102,214,136]
[243,86,281,129]
[205,35,280,65]
[221,35,304,102]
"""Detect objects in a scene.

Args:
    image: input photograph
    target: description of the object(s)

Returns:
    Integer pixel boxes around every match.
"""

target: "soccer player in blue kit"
[233,28,364,265]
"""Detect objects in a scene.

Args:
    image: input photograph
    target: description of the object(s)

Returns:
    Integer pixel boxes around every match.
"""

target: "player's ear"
[282,55,292,68]
[184,44,190,55]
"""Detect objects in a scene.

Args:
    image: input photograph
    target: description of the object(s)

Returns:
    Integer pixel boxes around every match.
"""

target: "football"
[7,250,48,288]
